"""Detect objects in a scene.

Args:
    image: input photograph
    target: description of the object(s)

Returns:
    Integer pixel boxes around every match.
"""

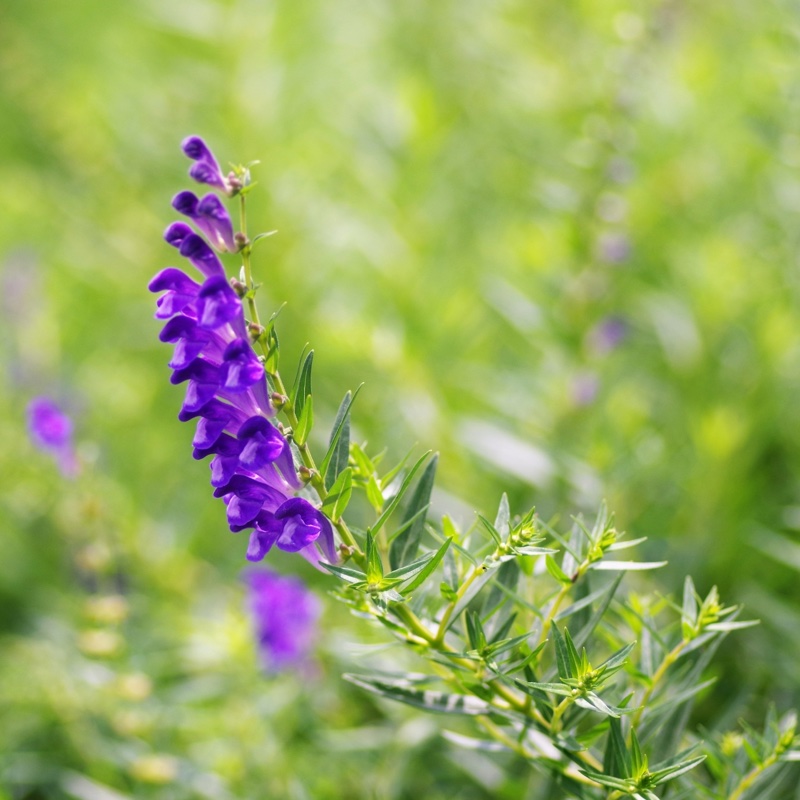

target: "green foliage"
[5,0,800,797]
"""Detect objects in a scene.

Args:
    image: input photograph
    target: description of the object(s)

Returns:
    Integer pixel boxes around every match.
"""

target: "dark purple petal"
[170,357,219,386]
[221,475,289,528]
[246,528,278,562]
[148,267,200,295]
[220,339,264,393]
[191,400,245,449]
[238,415,300,488]
[210,453,242,487]
[159,315,219,370]
[193,431,242,461]
[238,416,286,467]
[179,233,226,279]
[182,135,218,163]
[196,276,242,330]
[271,498,331,553]
[181,137,229,193]
[172,191,199,218]
[149,268,201,320]
[195,194,236,252]
[164,221,195,249]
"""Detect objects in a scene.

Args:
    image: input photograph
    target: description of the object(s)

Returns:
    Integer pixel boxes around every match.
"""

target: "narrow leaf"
[291,348,314,417]
[390,454,438,569]
[400,537,452,596]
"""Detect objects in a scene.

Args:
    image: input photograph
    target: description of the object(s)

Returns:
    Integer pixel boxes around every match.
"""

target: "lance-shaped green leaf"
[344,674,498,716]
[321,387,361,489]
[465,611,487,652]
[365,531,383,584]
[495,493,510,538]
[321,562,367,584]
[546,554,572,585]
[389,454,438,569]
[399,537,452,596]
[290,348,313,417]
[294,394,313,445]
[553,626,579,679]
[589,560,668,571]
[371,451,430,537]
[604,717,632,778]
[649,754,706,785]
[320,467,353,521]
[482,560,518,616]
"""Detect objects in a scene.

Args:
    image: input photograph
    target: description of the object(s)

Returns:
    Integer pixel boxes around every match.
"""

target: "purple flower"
[172,191,236,253]
[27,397,79,478]
[181,135,232,195]
[596,231,631,265]
[589,316,628,355]
[246,497,337,567]
[149,138,338,567]
[243,569,321,673]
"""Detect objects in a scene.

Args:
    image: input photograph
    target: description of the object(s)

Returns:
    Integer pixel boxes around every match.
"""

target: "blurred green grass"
[3,0,800,796]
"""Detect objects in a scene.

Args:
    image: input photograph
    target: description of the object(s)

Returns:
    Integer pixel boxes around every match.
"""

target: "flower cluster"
[149,137,336,567]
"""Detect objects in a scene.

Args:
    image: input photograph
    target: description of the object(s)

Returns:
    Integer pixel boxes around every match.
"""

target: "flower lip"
[172,191,199,217]
[178,233,226,279]
[164,221,195,249]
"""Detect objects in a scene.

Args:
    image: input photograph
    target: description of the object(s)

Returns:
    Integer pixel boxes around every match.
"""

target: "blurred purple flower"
[589,316,628,355]
[572,372,599,407]
[244,568,321,673]
[26,397,79,477]
[597,231,631,264]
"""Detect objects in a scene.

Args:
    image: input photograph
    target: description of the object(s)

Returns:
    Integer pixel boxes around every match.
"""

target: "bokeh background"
[3,0,800,797]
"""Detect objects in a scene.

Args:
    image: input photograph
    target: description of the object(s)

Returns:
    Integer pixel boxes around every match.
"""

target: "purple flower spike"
[27,397,79,478]
[151,137,342,566]
[181,135,230,195]
[243,569,321,673]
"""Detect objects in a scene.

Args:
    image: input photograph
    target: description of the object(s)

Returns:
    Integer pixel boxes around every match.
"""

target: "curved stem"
[237,195,362,560]
[631,640,685,728]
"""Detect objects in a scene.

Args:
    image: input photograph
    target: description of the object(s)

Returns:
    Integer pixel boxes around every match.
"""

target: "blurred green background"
[3,0,800,797]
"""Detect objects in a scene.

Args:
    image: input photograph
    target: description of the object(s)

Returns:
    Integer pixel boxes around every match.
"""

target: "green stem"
[237,194,363,562]
[727,753,778,800]
[434,563,486,643]
[630,640,686,728]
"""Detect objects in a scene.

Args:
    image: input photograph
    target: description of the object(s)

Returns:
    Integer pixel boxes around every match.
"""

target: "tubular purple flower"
[243,569,321,673]
[181,135,231,195]
[245,498,336,564]
[173,191,237,253]
[27,397,79,478]
[178,233,226,280]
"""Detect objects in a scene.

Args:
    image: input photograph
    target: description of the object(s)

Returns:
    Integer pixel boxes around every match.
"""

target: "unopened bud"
[298,465,314,483]
[230,277,247,297]
[234,231,249,250]
[227,172,244,194]
[339,544,354,559]
[270,392,288,410]
[248,322,265,342]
